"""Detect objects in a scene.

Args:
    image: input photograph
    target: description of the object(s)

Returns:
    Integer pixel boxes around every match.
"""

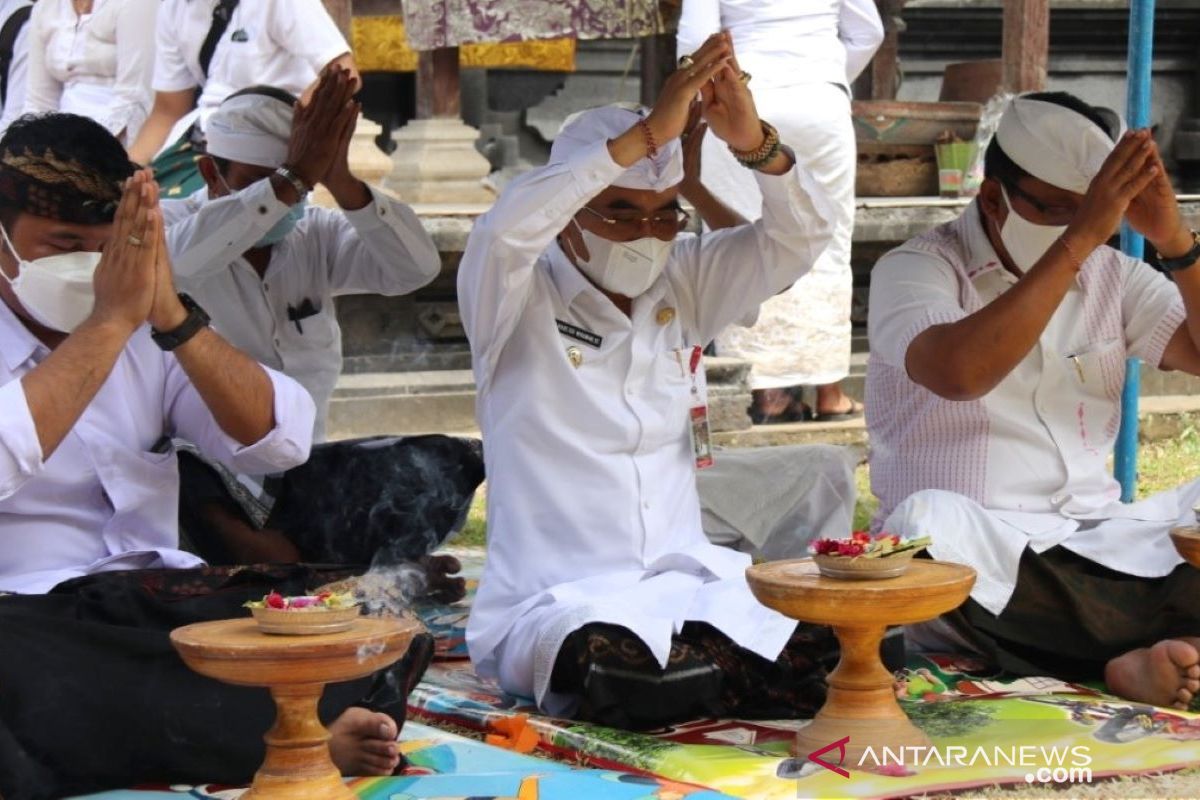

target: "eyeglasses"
[1003,181,1077,223]
[580,205,690,238]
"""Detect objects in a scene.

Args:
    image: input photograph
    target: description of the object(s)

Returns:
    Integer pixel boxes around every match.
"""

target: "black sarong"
[0,564,433,800]
[935,546,1200,681]
[179,435,485,566]
[548,621,891,730]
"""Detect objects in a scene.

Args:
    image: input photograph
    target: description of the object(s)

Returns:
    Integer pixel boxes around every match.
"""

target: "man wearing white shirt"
[128,0,357,196]
[869,93,1200,713]
[163,74,480,587]
[0,113,422,798]
[0,0,31,136]
[460,33,857,728]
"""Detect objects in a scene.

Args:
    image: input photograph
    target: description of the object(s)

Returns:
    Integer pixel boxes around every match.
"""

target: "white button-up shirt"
[153,0,348,134]
[23,0,156,145]
[459,139,834,711]
[164,180,441,441]
[0,0,32,136]
[0,299,315,594]
[867,201,1187,609]
[678,0,885,89]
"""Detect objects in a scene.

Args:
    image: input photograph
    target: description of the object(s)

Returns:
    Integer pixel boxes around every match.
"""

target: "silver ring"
[678,54,695,70]
[127,234,143,247]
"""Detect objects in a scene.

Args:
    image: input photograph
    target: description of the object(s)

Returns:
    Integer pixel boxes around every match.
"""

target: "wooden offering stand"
[1171,526,1200,567]
[746,559,975,765]
[171,617,419,800]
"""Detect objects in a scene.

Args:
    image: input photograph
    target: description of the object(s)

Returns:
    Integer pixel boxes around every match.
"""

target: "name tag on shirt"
[675,345,714,470]
[556,319,603,349]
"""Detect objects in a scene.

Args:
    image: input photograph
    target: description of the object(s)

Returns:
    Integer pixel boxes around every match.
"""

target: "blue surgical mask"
[255,200,306,248]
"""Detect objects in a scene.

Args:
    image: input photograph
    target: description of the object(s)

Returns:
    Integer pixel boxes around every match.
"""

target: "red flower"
[265,591,286,609]
[851,530,870,544]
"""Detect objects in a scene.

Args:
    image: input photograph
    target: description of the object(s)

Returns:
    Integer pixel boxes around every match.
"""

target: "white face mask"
[571,224,674,298]
[998,185,1067,274]
[0,224,100,332]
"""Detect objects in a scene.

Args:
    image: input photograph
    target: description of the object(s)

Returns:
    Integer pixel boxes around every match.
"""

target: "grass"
[454,427,1200,549]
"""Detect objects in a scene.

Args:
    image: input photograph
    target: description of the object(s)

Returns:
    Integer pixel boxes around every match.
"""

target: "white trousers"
[707,82,857,389]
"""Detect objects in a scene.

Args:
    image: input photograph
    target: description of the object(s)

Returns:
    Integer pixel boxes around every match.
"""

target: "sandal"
[812,397,864,422]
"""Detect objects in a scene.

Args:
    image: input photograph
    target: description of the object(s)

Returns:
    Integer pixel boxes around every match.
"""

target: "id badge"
[679,344,714,470]
[690,404,714,469]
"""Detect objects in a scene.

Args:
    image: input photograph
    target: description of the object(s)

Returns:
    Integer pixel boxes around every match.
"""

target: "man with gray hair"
[460,33,847,728]
[868,92,1200,712]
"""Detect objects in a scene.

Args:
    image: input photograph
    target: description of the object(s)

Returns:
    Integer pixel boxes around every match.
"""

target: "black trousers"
[0,565,434,800]
[939,546,1200,681]
[179,434,485,566]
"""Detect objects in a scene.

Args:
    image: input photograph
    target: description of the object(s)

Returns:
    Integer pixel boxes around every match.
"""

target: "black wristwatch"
[151,293,210,351]
[1156,230,1200,272]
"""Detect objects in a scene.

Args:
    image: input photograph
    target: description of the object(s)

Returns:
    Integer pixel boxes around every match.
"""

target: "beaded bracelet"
[637,119,658,158]
[729,121,781,170]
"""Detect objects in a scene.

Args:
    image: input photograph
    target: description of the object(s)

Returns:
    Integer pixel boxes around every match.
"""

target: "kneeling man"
[868,92,1200,710]
[460,34,849,728]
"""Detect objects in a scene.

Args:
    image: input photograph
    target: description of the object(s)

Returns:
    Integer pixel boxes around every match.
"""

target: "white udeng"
[458,131,835,714]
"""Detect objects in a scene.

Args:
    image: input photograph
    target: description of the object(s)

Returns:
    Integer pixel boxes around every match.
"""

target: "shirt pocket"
[1065,338,1125,444]
[279,303,339,351]
[640,348,699,450]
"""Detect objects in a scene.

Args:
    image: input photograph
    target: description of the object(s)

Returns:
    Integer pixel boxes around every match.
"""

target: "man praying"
[868,93,1200,711]
[163,72,479,582]
[0,113,423,799]
[459,33,856,728]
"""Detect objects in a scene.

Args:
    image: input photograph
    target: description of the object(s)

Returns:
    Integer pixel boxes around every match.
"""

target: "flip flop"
[813,398,864,422]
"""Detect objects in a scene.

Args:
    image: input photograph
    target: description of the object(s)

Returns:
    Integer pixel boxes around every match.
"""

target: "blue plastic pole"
[1114,0,1156,502]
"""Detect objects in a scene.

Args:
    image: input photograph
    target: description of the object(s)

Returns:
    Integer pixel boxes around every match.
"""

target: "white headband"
[205,93,293,169]
[994,96,1122,194]
[551,103,683,191]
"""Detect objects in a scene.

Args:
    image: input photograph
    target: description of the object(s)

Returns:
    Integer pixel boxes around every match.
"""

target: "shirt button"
[642,501,650,510]
[263,282,270,290]
[1051,494,1064,504]
[274,338,281,346]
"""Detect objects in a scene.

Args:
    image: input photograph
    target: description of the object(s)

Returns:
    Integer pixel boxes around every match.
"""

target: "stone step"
[325,359,1196,441]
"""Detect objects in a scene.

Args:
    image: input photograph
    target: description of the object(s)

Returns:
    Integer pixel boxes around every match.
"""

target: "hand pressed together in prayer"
[1124,134,1193,256]
[609,32,787,174]
[1064,129,1162,254]
[284,65,362,200]
[90,169,166,334]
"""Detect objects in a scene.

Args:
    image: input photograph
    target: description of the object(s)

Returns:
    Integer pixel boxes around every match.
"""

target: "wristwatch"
[151,293,210,351]
[274,165,311,198]
[1156,230,1200,272]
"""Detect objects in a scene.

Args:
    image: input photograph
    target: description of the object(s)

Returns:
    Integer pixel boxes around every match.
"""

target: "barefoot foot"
[328,707,401,776]
[1105,640,1200,709]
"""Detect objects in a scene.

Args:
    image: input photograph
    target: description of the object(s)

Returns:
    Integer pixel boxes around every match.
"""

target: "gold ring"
[678,54,695,70]
[739,71,751,84]
[127,234,143,247]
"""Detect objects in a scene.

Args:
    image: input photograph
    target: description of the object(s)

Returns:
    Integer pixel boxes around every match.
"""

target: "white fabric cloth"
[706,81,857,388]
[0,0,32,136]
[994,97,1119,195]
[23,0,156,145]
[204,92,292,169]
[0,296,315,594]
[866,200,1187,616]
[678,0,884,90]
[698,444,859,560]
[459,132,835,713]
[551,104,683,191]
[164,180,441,442]
[153,0,348,136]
